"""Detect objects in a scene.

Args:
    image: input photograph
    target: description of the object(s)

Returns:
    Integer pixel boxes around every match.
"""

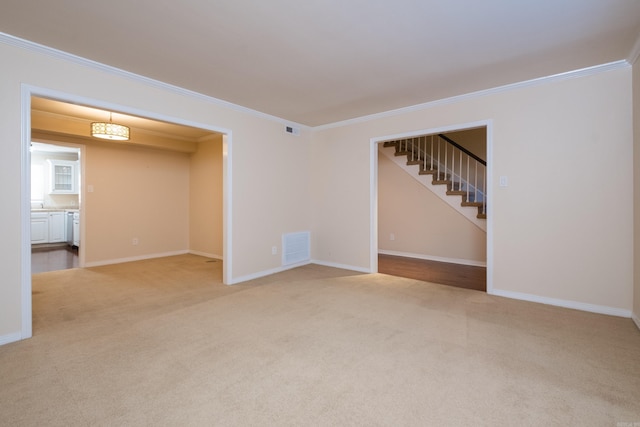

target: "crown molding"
[0,32,309,130]
[2,32,632,133]
[313,60,630,131]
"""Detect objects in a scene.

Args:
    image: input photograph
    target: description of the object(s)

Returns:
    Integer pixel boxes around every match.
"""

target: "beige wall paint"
[310,124,372,269]
[0,40,312,340]
[189,136,223,258]
[83,143,190,264]
[633,55,640,326]
[443,127,486,161]
[378,153,486,263]
[312,66,633,312]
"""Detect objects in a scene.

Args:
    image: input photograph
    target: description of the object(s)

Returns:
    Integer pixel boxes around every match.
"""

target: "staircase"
[382,133,487,222]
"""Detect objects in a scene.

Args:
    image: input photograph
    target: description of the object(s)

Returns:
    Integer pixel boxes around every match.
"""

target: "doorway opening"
[370,121,493,293]
[21,86,233,340]
[30,141,82,274]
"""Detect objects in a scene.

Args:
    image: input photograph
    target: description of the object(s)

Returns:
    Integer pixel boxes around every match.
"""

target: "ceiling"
[2,0,640,127]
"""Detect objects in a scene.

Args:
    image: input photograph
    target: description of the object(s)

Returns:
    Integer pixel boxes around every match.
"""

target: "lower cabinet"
[30,212,49,244]
[48,211,65,243]
[31,211,66,244]
[49,212,66,243]
[72,218,80,247]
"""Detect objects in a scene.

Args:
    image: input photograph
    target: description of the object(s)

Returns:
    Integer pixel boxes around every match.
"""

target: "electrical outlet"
[390,233,395,241]
[272,246,278,255]
[132,238,139,245]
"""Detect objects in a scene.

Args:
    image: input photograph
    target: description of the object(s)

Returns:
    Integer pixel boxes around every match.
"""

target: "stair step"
[383,141,487,221]
[419,169,437,175]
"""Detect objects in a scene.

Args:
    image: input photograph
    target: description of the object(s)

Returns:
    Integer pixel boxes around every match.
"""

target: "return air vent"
[282,231,310,266]
[285,125,300,136]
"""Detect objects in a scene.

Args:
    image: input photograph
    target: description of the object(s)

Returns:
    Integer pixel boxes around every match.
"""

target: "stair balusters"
[386,133,487,219]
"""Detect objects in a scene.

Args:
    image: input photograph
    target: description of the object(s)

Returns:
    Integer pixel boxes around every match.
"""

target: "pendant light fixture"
[91,112,130,141]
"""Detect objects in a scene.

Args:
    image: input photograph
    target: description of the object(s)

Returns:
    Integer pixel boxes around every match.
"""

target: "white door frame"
[20,84,234,339]
[369,119,494,293]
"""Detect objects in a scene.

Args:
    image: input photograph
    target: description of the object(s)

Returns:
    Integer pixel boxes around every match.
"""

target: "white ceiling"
[2,0,640,126]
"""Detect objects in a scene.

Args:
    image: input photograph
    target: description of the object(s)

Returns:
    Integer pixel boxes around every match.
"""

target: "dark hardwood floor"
[378,254,486,292]
[31,245,78,274]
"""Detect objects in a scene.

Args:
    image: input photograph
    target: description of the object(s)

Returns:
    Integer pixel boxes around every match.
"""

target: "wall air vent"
[285,125,300,136]
[282,231,310,266]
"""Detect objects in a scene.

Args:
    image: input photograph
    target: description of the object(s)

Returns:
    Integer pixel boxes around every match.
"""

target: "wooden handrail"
[437,134,486,166]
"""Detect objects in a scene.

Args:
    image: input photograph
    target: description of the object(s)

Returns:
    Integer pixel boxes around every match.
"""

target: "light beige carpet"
[1,254,639,426]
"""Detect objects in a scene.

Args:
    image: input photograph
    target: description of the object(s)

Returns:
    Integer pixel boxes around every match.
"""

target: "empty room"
[1,1,639,425]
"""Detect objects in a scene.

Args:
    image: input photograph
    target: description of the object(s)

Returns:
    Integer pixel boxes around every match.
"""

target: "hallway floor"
[378,254,486,292]
[31,246,78,274]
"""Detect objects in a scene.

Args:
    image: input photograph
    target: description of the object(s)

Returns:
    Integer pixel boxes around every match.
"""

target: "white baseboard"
[0,332,22,346]
[378,249,487,267]
[633,313,640,330]
[189,250,223,260]
[311,260,371,273]
[229,260,312,285]
[491,288,632,318]
[84,250,190,268]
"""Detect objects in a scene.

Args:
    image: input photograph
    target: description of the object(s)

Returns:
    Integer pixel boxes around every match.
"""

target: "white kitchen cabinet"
[48,211,65,243]
[48,159,78,194]
[72,217,80,247]
[30,212,48,244]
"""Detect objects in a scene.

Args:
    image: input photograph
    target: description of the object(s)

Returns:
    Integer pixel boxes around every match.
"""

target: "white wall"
[0,38,312,342]
[311,65,634,315]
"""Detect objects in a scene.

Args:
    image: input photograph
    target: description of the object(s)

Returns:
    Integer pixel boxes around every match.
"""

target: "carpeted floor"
[1,254,639,426]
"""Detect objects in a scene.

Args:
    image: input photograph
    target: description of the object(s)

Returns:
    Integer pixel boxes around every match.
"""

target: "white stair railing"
[388,133,486,217]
